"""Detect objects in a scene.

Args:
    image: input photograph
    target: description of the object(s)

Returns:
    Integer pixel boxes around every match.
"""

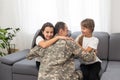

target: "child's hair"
[54,21,66,34]
[39,22,55,39]
[78,35,84,46]
[81,18,95,32]
[78,18,95,46]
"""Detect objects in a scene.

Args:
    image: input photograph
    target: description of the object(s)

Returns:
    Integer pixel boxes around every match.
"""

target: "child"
[35,22,70,70]
[76,18,102,80]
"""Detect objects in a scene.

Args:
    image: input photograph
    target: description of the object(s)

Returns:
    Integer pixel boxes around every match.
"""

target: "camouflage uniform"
[27,39,96,80]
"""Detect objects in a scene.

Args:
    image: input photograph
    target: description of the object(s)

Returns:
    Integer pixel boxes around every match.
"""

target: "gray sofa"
[0,30,120,80]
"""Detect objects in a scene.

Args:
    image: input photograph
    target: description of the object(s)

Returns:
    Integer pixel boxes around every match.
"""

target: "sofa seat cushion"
[101,61,120,80]
[74,59,80,70]
[13,74,37,80]
[106,61,120,71]
[101,71,120,80]
[12,59,38,76]
[99,60,108,76]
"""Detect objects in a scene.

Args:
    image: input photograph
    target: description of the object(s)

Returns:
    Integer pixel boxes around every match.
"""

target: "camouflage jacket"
[27,39,96,80]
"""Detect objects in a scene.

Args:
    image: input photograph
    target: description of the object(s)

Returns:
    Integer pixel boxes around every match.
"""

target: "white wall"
[111,0,120,33]
[0,0,19,27]
[0,0,33,50]
[0,0,120,50]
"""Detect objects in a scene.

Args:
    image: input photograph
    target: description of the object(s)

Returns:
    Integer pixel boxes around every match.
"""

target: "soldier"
[35,22,72,70]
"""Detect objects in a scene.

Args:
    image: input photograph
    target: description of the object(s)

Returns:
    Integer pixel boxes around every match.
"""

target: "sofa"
[0,30,120,80]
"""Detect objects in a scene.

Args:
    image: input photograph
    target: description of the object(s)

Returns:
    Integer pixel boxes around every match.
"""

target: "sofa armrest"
[0,49,30,65]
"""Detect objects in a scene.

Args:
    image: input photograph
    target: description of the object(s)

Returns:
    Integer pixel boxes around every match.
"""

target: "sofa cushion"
[12,59,38,76]
[13,74,37,80]
[101,61,120,80]
[93,32,109,60]
[109,33,120,60]
[99,60,108,76]
[0,49,30,65]
[106,61,120,71]
[74,59,80,70]
[101,71,120,80]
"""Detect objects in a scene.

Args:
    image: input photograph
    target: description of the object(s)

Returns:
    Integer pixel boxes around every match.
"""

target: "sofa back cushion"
[71,31,109,60]
[31,29,40,48]
[109,33,120,61]
[93,32,109,60]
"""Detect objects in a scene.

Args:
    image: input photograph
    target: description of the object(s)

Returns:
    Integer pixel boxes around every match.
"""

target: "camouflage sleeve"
[26,46,45,60]
[66,40,83,55]
[66,40,96,62]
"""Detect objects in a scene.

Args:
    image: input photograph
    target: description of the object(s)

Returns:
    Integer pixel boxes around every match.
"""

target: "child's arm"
[77,42,95,53]
[76,42,85,51]
[75,35,97,53]
[67,41,96,62]
[38,36,72,48]
[85,47,94,52]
